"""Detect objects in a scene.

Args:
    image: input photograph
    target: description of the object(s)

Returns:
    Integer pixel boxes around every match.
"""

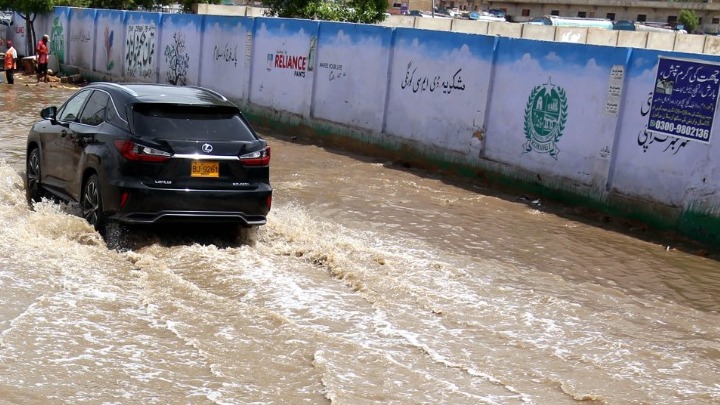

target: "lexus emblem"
[201,143,213,153]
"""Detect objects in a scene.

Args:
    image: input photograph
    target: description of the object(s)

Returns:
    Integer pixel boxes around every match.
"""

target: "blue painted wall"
[29,7,720,239]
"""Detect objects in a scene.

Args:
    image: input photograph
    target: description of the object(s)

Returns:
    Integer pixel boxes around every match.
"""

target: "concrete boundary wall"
[18,7,720,244]
[191,5,720,55]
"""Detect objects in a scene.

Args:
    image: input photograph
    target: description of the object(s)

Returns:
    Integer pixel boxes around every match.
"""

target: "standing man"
[36,34,49,83]
[4,39,17,84]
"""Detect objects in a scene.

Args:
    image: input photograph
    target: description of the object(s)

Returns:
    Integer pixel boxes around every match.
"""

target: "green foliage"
[264,0,388,24]
[55,0,92,7]
[678,9,699,33]
[0,0,54,14]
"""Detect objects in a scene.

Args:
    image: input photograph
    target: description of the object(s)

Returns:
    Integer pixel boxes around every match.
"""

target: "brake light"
[239,146,271,166]
[120,191,130,208]
[115,140,172,162]
[266,194,272,210]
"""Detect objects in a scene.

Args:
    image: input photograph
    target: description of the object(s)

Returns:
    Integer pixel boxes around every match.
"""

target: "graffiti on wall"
[103,25,115,71]
[319,61,346,81]
[125,24,155,79]
[213,42,239,67]
[400,61,466,94]
[50,17,65,64]
[70,28,91,44]
[164,32,189,85]
[523,78,568,159]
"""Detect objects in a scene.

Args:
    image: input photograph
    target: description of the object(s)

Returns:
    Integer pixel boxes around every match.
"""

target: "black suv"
[26,83,272,243]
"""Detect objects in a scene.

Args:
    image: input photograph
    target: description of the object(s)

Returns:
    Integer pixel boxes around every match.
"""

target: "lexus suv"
[26,83,272,245]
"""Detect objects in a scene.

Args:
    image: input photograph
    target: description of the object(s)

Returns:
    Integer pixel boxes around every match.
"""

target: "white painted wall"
[384,28,494,155]
[94,10,125,77]
[159,14,202,86]
[124,11,161,83]
[485,39,626,189]
[611,50,720,210]
[68,8,96,71]
[50,6,720,219]
[311,22,393,133]
[199,15,253,102]
[249,18,319,118]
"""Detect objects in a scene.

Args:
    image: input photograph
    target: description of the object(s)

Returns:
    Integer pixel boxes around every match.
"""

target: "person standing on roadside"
[4,40,17,84]
[36,34,49,83]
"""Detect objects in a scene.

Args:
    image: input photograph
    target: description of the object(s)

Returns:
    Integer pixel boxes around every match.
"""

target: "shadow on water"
[111,222,259,251]
[260,126,720,263]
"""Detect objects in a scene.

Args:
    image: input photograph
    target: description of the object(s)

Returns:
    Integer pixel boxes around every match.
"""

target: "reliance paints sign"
[647,56,720,144]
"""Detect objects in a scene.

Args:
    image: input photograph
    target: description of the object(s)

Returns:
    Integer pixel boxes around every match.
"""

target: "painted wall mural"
[522,79,568,159]
[46,6,720,217]
[68,8,96,70]
[385,28,495,155]
[49,10,68,64]
[159,14,201,86]
[125,23,155,80]
[94,9,125,76]
[250,18,319,117]
[164,32,189,85]
[124,12,161,82]
[199,15,253,101]
[312,22,392,133]
[485,38,628,189]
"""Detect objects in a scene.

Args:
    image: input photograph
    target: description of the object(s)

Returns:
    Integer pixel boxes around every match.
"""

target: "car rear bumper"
[106,182,272,226]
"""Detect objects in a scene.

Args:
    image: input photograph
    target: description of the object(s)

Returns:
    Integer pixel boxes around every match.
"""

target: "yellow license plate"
[191,161,219,178]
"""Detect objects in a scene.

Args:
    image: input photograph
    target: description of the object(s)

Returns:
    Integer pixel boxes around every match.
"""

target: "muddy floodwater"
[0,77,719,404]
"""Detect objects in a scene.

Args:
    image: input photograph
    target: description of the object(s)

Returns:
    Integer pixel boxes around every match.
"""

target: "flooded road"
[0,76,719,404]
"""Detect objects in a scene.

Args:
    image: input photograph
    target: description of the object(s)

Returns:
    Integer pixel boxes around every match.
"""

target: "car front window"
[57,90,92,123]
[132,104,257,142]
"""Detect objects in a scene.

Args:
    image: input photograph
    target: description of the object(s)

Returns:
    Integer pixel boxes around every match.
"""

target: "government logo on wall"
[523,78,568,159]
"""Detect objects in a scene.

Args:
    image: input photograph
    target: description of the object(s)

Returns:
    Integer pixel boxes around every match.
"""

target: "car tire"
[26,147,43,203]
[237,225,259,247]
[82,174,130,251]
[82,174,105,230]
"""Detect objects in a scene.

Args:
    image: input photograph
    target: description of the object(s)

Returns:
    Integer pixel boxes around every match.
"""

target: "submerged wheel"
[82,173,129,251]
[82,174,105,230]
[237,225,259,247]
[26,148,43,203]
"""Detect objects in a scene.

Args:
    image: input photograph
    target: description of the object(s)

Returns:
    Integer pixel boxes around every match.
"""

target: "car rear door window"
[57,90,92,123]
[132,104,257,141]
[79,91,110,126]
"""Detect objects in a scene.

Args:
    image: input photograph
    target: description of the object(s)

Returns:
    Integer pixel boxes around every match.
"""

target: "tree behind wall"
[1,0,223,58]
[0,0,53,57]
[263,0,388,24]
[678,9,699,33]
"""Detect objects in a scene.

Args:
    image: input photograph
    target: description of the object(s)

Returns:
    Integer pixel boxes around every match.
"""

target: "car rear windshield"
[132,104,257,141]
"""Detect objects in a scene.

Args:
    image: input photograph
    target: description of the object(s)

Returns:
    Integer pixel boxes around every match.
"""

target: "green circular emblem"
[524,79,568,158]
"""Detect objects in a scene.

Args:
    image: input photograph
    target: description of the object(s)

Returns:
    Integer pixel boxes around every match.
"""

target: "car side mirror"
[41,106,69,128]
[41,106,57,122]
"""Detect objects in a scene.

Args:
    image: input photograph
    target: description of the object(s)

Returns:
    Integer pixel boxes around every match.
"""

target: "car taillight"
[239,146,271,166]
[115,140,172,162]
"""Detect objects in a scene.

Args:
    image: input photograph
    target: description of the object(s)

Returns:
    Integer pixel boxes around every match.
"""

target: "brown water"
[0,76,718,404]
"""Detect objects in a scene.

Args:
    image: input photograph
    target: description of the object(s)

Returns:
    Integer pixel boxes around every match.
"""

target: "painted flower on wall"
[164,32,189,86]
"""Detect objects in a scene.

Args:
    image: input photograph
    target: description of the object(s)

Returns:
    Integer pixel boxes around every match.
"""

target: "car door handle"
[61,130,68,137]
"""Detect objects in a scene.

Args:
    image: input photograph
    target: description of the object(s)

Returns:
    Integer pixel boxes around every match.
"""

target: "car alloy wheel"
[26,148,43,203]
[82,174,104,230]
